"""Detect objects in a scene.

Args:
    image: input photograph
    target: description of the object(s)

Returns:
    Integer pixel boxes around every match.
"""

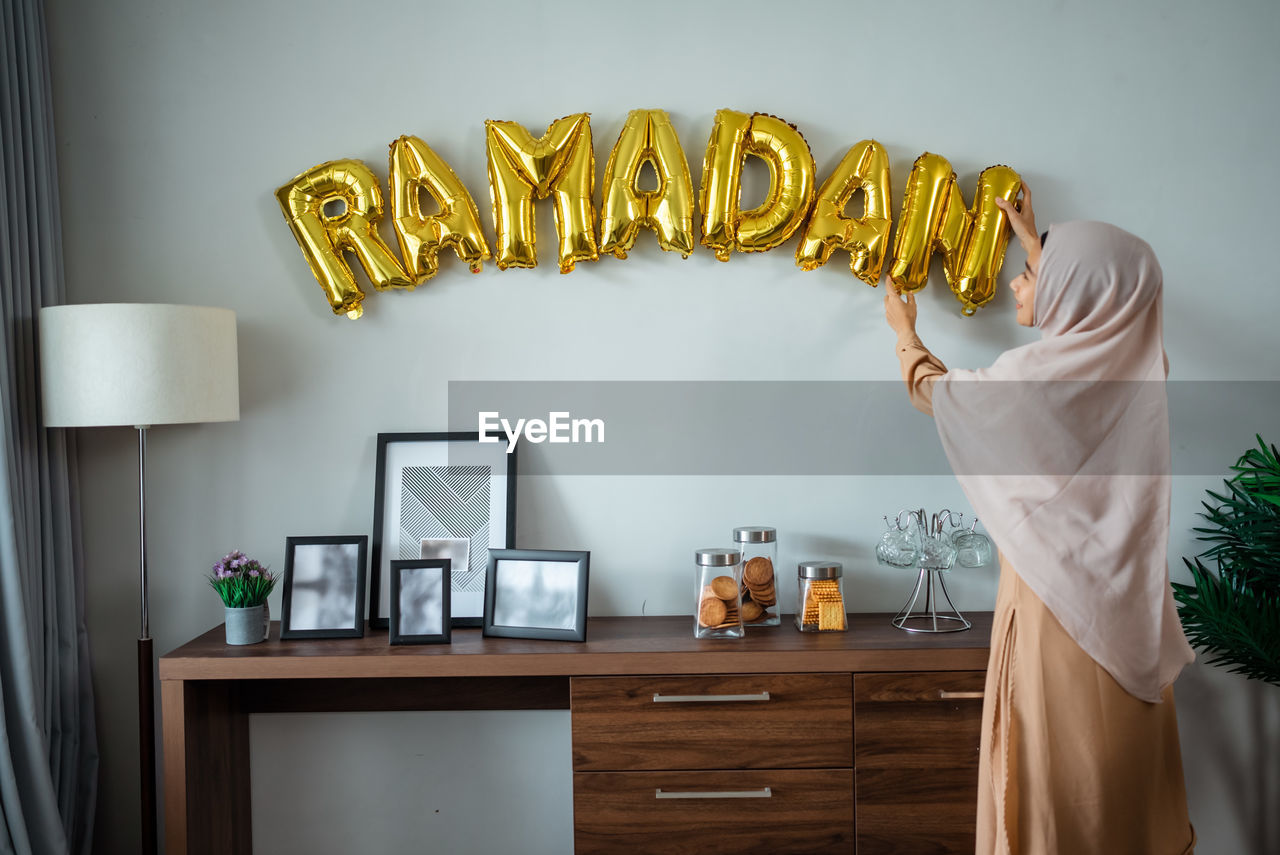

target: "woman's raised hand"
[995,182,1038,257]
[884,285,918,340]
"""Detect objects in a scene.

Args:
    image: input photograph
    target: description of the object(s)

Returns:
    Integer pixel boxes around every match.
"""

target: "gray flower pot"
[224,603,269,645]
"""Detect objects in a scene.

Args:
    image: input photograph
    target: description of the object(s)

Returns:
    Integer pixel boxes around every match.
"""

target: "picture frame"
[371,432,517,629]
[389,559,451,645]
[280,535,368,640]
[482,549,590,642]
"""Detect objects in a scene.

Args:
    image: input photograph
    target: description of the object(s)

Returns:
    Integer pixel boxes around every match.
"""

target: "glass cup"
[919,535,957,571]
[953,530,993,567]
[876,516,919,567]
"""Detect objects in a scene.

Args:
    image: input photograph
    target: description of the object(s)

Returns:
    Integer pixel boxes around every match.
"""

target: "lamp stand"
[136,426,157,855]
[37,304,239,855]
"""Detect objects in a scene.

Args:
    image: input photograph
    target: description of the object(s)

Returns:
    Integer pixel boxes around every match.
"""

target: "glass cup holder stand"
[877,508,992,634]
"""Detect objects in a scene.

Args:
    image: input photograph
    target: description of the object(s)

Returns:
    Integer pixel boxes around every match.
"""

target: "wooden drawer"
[855,767,977,855]
[573,769,854,854]
[854,671,984,769]
[854,672,984,854]
[571,674,852,771]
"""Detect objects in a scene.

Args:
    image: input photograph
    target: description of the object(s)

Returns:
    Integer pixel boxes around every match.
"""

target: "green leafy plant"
[207,550,277,609]
[1173,435,1280,685]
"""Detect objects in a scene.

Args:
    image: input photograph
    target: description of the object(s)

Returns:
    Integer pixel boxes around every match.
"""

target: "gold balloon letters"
[277,110,1022,319]
[600,110,695,258]
[700,110,816,261]
[485,114,598,273]
[888,153,1022,315]
[389,135,491,283]
[795,139,892,285]
[275,159,412,319]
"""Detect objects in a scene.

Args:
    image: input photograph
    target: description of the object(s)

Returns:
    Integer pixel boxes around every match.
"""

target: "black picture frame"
[389,559,452,645]
[482,549,590,642]
[280,535,367,640]
[370,432,517,630]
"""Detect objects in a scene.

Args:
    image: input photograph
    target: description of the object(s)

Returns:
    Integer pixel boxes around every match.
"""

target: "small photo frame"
[280,535,367,640]
[371,432,517,630]
[483,549,590,642]
[390,559,451,645]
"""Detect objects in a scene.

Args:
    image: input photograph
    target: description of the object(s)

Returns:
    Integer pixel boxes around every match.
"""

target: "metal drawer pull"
[656,788,773,800]
[652,692,771,703]
[938,690,984,700]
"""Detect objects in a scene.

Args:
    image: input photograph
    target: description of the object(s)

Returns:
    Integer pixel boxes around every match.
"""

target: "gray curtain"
[0,1,99,853]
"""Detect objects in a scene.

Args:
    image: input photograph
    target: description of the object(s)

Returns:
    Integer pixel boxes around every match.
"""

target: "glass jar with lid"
[796,561,847,632]
[694,548,744,639]
[733,526,779,626]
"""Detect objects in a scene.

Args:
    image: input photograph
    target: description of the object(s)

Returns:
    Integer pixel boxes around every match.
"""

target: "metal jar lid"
[797,560,842,579]
[733,526,776,544]
[696,548,742,567]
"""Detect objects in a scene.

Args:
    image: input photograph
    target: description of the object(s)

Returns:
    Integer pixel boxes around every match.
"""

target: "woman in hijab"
[883,185,1197,854]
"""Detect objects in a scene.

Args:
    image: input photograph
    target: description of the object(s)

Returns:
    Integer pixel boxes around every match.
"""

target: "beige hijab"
[932,220,1194,702]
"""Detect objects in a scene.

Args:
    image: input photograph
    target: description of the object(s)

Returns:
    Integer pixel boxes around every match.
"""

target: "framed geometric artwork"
[370,432,517,629]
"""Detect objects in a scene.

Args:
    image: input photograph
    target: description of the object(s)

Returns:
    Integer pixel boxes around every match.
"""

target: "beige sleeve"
[896,334,948,417]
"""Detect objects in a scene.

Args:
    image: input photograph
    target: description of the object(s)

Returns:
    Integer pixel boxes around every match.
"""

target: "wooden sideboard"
[159,614,991,854]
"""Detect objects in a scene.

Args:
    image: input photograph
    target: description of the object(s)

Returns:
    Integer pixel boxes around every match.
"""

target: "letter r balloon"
[275,159,413,319]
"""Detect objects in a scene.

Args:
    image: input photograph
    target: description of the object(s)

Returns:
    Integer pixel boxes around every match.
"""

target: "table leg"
[161,679,252,854]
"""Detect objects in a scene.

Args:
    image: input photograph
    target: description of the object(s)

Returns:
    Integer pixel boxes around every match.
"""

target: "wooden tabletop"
[159,613,993,680]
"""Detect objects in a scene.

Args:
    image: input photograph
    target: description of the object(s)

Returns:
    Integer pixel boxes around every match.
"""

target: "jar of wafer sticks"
[796,561,847,632]
[733,526,779,626]
[694,548,744,639]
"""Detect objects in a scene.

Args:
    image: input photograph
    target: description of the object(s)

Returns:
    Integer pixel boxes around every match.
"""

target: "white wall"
[44,0,1280,852]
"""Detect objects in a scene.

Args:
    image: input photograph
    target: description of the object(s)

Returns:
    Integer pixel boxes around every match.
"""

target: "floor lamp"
[38,304,240,855]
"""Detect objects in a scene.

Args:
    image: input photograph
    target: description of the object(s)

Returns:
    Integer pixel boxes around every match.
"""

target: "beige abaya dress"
[896,333,1196,855]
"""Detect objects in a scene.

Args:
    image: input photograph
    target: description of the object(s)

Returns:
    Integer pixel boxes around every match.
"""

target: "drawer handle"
[938,690,984,700]
[652,692,771,703]
[655,788,773,800]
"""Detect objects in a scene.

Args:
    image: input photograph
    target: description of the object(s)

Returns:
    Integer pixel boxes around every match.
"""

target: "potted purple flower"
[208,551,277,644]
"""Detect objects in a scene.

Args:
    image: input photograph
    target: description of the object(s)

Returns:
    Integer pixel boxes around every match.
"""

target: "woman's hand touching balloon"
[995,182,1040,266]
[884,283,918,340]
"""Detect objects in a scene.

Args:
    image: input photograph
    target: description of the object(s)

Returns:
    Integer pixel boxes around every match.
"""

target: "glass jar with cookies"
[796,561,847,632]
[733,526,779,627]
[694,548,744,639]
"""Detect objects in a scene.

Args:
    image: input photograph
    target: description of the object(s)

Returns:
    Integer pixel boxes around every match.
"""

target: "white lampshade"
[38,303,240,428]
